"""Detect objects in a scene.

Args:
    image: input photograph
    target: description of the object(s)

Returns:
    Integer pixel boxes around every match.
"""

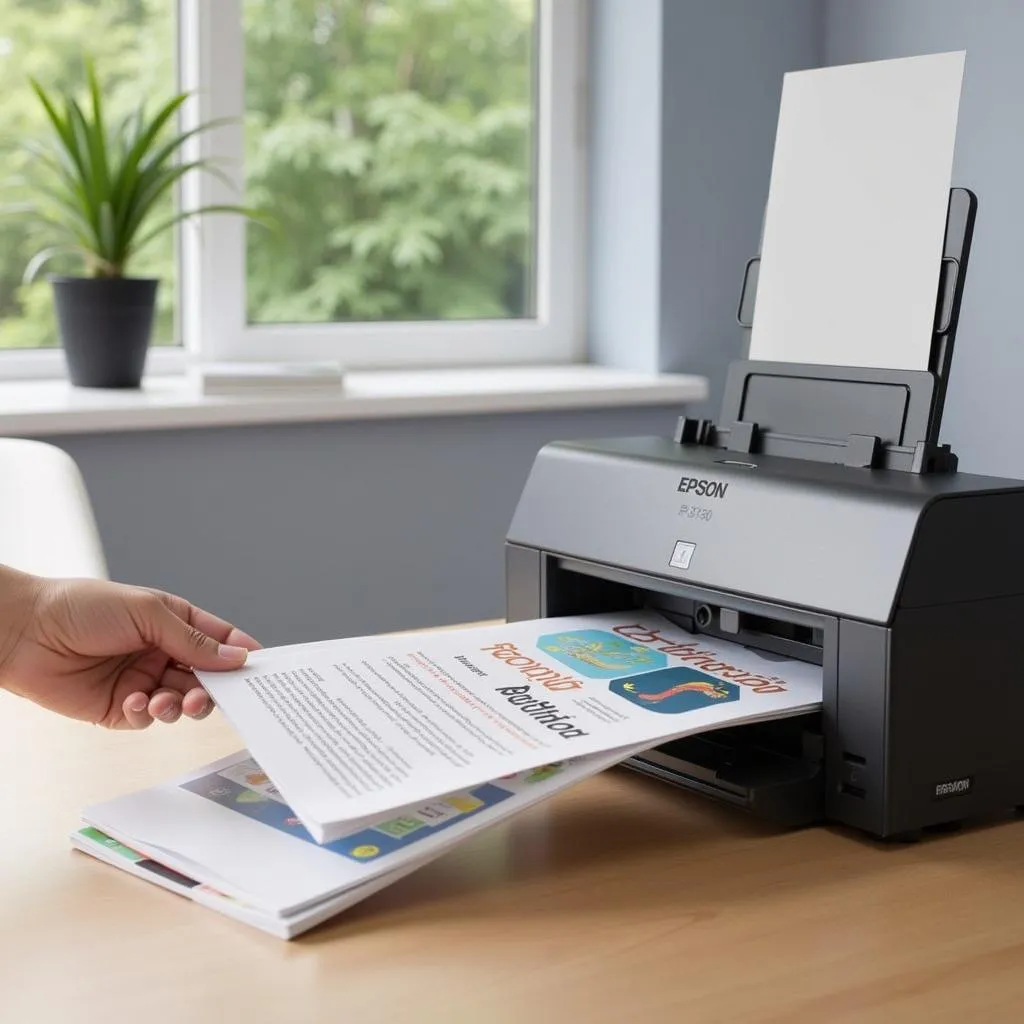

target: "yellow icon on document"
[351,844,381,859]
[444,795,484,814]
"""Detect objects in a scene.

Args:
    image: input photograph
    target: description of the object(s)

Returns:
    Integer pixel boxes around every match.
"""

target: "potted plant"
[17,57,256,388]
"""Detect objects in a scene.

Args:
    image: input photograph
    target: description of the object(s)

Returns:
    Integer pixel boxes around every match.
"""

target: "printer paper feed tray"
[624,717,825,829]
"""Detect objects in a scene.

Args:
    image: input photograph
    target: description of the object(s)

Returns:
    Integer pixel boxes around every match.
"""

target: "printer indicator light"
[670,541,696,571]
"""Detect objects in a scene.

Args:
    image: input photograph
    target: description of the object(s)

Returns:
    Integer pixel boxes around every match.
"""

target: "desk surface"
[3,687,1024,1023]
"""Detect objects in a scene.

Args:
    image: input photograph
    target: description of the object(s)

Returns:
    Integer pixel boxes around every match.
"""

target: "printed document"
[76,611,823,938]
[196,612,822,843]
[77,745,636,938]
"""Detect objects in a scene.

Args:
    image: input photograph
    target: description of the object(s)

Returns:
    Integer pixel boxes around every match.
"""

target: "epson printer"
[505,185,1024,842]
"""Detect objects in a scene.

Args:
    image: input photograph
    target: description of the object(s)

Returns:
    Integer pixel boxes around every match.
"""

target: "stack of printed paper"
[75,612,822,938]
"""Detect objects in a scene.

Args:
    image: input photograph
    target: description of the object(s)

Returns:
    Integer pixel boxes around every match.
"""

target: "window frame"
[0,0,186,379]
[179,0,587,370]
[0,0,586,380]
[0,346,187,381]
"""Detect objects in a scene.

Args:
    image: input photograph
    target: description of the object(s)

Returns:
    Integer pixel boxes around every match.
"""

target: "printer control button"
[670,541,696,570]
[720,608,740,634]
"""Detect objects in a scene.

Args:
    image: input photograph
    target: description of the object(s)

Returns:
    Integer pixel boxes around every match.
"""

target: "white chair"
[0,438,108,579]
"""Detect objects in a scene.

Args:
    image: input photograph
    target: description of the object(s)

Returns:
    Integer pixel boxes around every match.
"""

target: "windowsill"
[0,365,708,437]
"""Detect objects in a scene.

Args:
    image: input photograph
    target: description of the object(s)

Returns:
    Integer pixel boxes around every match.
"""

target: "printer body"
[504,188,1024,840]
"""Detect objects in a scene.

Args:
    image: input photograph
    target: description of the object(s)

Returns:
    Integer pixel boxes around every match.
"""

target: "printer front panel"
[506,440,923,625]
[880,595,1024,836]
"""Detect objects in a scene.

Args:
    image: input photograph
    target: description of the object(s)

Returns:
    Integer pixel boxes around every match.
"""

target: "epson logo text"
[934,776,973,800]
[677,476,729,499]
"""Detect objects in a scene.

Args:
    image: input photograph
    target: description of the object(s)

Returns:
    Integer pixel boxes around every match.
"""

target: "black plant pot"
[51,276,159,389]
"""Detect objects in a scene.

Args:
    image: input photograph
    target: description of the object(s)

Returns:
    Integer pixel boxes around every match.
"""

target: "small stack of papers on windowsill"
[73,612,822,939]
[193,361,344,396]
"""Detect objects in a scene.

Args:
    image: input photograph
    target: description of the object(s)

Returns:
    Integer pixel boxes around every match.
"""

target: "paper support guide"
[680,186,978,474]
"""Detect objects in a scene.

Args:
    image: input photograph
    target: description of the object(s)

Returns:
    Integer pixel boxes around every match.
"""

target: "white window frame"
[178,0,587,370]
[0,346,187,381]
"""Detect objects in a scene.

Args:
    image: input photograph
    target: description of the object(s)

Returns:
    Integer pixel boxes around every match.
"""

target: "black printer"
[504,187,1024,841]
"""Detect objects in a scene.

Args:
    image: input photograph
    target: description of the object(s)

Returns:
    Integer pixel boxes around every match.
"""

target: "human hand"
[0,567,260,729]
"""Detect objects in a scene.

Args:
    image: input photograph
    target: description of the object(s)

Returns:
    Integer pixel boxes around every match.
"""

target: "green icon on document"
[375,816,426,839]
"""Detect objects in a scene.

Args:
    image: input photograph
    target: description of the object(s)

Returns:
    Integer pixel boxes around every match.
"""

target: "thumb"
[142,599,250,671]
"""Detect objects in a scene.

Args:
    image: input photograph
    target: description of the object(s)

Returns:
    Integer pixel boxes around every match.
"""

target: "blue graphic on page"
[537,629,667,679]
[609,666,740,714]
[181,760,514,863]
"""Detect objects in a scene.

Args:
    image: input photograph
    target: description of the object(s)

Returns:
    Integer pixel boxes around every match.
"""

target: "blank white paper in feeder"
[748,50,965,371]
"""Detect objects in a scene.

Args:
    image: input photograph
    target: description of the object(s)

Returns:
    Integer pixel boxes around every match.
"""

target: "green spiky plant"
[21,56,255,281]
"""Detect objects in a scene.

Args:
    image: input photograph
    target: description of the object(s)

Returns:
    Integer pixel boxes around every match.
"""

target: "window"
[183,0,585,370]
[245,0,539,327]
[0,0,584,378]
[0,0,178,356]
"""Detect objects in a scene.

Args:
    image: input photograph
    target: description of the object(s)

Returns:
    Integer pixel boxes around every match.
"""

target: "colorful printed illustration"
[77,828,200,890]
[444,795,484,814]
[78,826,142,863]
[537,629,668,679]
[215,758,286,804]
[609,667,739,714]
[234,789,268,804]
[524,763,564,784]
[496,762,563,784]
[181,764,515,864]
[375,816,426,839]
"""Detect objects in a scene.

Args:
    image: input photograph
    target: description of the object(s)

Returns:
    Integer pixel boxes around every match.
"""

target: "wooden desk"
[3,688,1024,1023]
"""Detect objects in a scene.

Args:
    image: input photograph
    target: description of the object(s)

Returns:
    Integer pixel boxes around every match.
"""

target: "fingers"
[132,594,252,672]
[120,688,180,728]
[148,687,185,724]
[122,691,154,730]
[182,686,214,720]
[158,667,216,721]
[121,685,213,729]
[150,590,261,652]
[117,588,257,728]
[196,614,261,653]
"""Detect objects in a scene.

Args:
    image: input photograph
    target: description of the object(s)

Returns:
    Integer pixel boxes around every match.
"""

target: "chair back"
[0,438,108,579]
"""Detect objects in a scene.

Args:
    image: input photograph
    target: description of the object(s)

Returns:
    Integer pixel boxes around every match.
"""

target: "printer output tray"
[622,714,824,828]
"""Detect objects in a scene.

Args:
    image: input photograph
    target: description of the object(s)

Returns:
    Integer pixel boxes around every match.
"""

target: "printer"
[504,186,1024,841]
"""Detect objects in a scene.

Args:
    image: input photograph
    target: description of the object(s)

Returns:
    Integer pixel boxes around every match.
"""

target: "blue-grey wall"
[825,0,1024,478]
[659,0,822,415]
[47,405,678,646]
[588,0,664,372]
[588,0,823,416]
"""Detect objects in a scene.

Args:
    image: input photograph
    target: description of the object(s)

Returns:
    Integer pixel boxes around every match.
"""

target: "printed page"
[749,51,964,370]
[70,826,430,940]
[196,612,822,842]
[82,746,642,917]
